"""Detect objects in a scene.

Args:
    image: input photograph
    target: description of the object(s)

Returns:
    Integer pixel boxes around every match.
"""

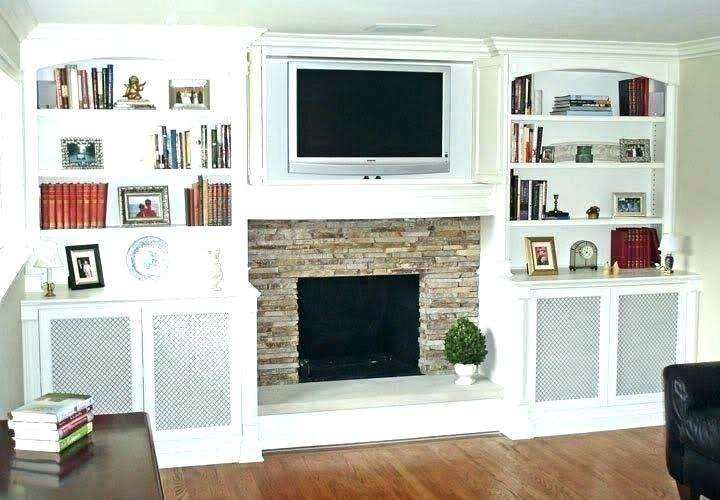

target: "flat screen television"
[288,61,451,175]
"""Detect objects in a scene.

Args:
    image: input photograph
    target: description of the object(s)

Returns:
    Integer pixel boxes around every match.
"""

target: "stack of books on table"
[551,95,612,116]
[8,393,95,486]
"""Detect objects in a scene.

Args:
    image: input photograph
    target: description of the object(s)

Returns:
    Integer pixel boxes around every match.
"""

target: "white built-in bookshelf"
[21,27,263,291]
[502,66,675,270]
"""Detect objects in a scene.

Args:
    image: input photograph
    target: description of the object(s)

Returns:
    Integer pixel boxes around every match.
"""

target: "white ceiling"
[25,0,720,43]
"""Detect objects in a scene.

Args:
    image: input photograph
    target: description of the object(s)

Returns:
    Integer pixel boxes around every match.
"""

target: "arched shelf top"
[508,56,678,85]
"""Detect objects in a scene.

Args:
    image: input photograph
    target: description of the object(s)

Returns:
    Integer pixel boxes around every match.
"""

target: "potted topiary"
[444,317,488,385]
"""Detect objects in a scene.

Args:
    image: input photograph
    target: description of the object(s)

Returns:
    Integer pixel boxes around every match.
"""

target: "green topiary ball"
[444,317,488,365]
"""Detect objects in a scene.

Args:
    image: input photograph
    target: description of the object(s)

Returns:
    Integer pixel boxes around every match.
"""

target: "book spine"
[82,183,91,229]
[519,180,529,220]
[89,183,99,228]
[68,183,77,229]
[57,422,93,452]
[79,69,89,109]
[40,184,49,230]
[192,182,200,226]
[55,183,64,229]
[106,64,114,109]
[226,184,232,226]
[202,176,209,225]
[69,65,80,110]
[98,183,108,228]
[91,67,99,109]
[211,127,218,168]
[53,68,63,109]
[101,67,108,109]
[61,67,70,109]
[97,69,105,109]
[62,183,70,229]
[225,124,231,169]
[185,188,192,226]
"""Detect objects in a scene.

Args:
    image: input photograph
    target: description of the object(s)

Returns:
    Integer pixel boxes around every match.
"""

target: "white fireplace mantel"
[245,181,496,219]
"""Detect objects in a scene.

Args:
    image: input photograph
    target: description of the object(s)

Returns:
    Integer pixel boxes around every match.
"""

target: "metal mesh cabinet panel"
[152,312,231,431]
[49,317,134,414]
[536,296,601,403]
[616,293,678,396]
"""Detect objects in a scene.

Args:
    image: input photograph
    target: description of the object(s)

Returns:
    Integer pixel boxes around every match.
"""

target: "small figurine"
[612,261,621,276]
[123,75,146,101]
[586,206,600,219]
[602,261,611,276]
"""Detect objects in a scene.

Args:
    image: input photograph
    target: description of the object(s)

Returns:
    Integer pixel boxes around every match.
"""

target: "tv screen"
[296,68,445,160]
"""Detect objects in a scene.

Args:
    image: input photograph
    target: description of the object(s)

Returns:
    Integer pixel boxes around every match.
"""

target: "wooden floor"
[160,427,677,499]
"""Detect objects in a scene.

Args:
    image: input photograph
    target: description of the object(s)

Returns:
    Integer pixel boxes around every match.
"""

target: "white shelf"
[40,224,232,236]
[509,217,663,227]
[509,115,665,123]
[38,169,234,179]
[34,108,231,121]
[510,162,664,170]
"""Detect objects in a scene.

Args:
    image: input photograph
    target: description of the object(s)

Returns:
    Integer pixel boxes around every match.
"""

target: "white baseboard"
[529,402,665,437]
[154,434,243,469]
[259,399,503,450]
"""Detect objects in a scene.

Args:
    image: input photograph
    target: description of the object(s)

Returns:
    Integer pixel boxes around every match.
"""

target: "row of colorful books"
[9,393,95,486]
[511,74,533,115]
[40,183,108,230]
[184,177,232,226]
[511,123,544,163]
[49,64,115,110]
[509,173,549,221]
[149,124,232,170]
[611,227,661,268]
[550,95,612,116]
[618,77,666,117]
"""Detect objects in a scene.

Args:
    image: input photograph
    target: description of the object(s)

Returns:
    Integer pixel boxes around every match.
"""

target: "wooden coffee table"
[0,412,164,499]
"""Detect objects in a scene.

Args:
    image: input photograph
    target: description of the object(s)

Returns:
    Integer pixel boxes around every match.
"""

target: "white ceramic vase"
[209,249,223,291]
[454,363,477,385]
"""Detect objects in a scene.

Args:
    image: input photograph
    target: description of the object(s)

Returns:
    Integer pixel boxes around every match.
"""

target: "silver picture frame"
[61,137,104,169]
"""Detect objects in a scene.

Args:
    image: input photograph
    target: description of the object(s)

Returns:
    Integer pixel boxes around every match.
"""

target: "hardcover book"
[9,393,93,424]
[13,422,93,453]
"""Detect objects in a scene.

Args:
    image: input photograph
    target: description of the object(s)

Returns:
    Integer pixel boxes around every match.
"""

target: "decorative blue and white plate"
[126,236,169,280]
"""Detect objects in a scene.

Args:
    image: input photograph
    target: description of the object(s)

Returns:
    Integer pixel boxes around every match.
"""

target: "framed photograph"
[65,244,105,290]
[61,137,103,169]
[619,139,651,163]
[613,192,646,217]
[541,146,555,163]
[169,79,210,110]
[525,236,559,276]
[119,185,170,226]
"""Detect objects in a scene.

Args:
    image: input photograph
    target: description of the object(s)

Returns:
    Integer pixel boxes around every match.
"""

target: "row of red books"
[618,77,666,117]
[40,183,108,230]
[184,177,232,226]
[610,227,661,269]
[50,63,115,110]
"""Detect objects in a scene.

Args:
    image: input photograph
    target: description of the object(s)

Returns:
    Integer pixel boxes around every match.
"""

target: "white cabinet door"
[38,304,144,414]
[609,285,685,404]
[142,299,237,436]
[529,288,610,408]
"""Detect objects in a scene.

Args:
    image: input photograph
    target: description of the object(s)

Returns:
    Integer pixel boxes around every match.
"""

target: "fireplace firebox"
[297,275,421,383]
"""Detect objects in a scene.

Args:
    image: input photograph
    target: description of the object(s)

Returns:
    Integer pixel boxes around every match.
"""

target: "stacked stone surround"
[248,217,481,386]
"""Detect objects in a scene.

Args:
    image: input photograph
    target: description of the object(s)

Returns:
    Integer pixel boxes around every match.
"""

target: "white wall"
[0,270,25,412]
[676,54,720,361]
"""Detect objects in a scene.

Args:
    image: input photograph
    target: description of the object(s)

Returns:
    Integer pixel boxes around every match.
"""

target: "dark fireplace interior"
[297,274,421,383]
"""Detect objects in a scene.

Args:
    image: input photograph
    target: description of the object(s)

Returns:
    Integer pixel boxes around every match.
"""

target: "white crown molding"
[0,0,37,42]
[677,36,720,59]
[27,23,266,46]
[256,32,491,61]
[489,37,679,60]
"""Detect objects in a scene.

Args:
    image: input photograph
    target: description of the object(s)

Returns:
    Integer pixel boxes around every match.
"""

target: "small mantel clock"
[569,240,598,271]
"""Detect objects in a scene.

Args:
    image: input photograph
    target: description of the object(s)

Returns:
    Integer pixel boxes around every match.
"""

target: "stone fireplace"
[248,217,481,386]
